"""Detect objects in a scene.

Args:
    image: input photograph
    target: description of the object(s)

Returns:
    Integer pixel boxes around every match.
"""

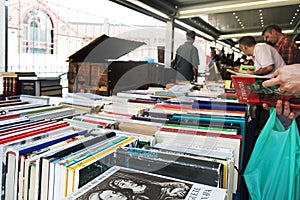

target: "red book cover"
[81,118,111,126]
[0,113,20,121]
[0,119,53,134]
[155,103,193,110]
[231,75,300,108]
[0,120,55,136]
[0,121,69,144]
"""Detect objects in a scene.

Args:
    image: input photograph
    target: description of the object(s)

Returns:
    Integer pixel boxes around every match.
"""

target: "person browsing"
[238,36,285,77]
[262,24,300,65]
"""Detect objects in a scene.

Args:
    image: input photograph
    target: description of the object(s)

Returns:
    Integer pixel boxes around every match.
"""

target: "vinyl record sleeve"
[65,166,227,200]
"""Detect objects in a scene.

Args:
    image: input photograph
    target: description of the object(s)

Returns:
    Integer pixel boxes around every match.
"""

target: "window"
[22,9,54,54]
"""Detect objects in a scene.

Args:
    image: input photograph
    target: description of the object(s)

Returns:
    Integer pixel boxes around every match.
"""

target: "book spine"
[4,151,18,200]
[69,137,136,195]
[72,117,111,127]
[63,136,128,167]
[0,120,53,135]
[19,130,87,155]
[28,162,36,200]
[160,127,241,139]
[0,122,70,144]
[3,77,7,99]
[0,113,20,121]
[18,155,26,200]
[12,77,18,96]
[192,102,247,111]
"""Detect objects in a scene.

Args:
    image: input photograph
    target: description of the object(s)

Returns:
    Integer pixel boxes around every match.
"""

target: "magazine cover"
[231,75,300,108]
[66,166,227,200]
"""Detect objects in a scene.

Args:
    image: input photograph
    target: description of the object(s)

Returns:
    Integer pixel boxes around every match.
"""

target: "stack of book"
[101,101,155,118]
[64,114,120,130]
[18,76,62,97]
[9,104,77,121]
[140,97,246,124]
[0,92,251,200]
[0,99,30,110]
[40,132,137,199]
[0,72,36,99]
[115,97,247,197]
[1,118,144,200]
[154,122,242,196]
[0,117,76,199]
[58,93,112,114]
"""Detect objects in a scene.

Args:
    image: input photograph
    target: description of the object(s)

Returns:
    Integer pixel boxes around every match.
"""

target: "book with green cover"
[239,65,255,74]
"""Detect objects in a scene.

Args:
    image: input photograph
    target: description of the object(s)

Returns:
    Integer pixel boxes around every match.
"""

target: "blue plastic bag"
[244,108,300,200]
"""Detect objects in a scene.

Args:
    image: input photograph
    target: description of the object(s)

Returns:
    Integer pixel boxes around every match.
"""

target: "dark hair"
[241,55,247,59]
[210,46,216,54]
[186,30,196,40]
[238,36,256,47]
[262,24,282,35]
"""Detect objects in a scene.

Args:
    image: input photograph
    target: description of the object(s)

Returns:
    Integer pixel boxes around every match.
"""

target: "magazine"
[231,75,300,108]
[66,166,227,200]
[239,65,255,74]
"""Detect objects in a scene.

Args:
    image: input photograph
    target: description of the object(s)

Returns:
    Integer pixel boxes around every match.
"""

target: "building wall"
[6,0,210,76]
[0,0,5,72]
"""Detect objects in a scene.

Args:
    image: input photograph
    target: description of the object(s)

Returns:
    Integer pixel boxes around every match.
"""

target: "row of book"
[19,76,63,97]
[65,111,240,199]
[0,72,37,99]
[0,98,158,199]
[42,110,229,199]
[0,99,83,199]
[0,72,64,100]
[6,72,294,200]
[0,94,230,199]
[0,88,248,200]
[0,98,151,199]
[95,90,248,198]
[58,95,246,198]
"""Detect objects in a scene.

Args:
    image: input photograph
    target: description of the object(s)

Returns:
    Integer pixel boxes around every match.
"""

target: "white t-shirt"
[253,43,286,77]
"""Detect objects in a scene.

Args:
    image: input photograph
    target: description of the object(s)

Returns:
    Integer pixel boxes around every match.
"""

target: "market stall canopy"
[110,0,300,45]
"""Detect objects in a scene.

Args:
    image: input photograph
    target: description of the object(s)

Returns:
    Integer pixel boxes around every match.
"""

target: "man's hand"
[262,64,300,95]
[263,100,296,119]
[263,100,299,129]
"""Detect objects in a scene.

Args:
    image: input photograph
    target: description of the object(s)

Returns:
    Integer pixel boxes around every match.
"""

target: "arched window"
[22,9,53,54]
